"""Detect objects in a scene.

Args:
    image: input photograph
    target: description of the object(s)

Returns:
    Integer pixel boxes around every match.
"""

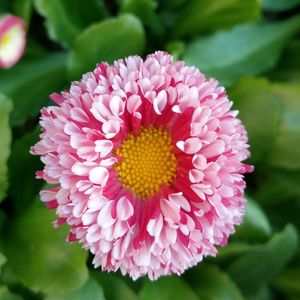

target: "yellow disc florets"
[114,126,177,200]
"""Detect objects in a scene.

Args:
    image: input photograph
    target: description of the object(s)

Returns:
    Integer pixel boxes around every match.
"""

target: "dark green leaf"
[68,14,145,80]
[268,40,300,83]
[139,276,198,300]
[255,170,300,206]
[0,94,13,202]
[45,278,106,300]
[263,0,300,12]
[188,264,245,300]
[268,83,300,169]
[0,0,9,12]
[183,16,300,86]
[92,271,138,300]
[229,78,281,164]
[234,198,272,241]
[173,0,260,38]
[0,286,23,300]
[8,127,43,213]
[158,0,187,10]
[0,53,67,127]
[119,0,157,25]
[266,202,300,233]
[34,0,108,47]
[228,224,298,295]
[274,268,300,298]
[245,285,272,300]
[2,200,89,295]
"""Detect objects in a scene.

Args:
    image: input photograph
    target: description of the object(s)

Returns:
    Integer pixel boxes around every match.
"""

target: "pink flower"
[31,52,253,280]
[0,14,26,69]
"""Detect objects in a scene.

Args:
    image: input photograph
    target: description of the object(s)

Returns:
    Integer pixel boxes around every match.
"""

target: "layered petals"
[32,51,252,280]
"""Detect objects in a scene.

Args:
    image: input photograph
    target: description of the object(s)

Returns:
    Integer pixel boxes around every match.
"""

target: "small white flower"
[0,15,26,69]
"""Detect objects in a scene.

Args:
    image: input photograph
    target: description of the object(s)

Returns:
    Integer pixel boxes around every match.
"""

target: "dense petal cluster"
[0,14,26,69]
[32,52,252,280]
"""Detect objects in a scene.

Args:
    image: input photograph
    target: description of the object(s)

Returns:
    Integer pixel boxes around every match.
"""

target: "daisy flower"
[0,14,26,69]
[31,51,253,280]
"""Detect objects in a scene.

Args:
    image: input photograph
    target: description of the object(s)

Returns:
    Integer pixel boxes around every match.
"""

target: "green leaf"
[255,170,300,206]
[229,78,281,164]
[68,14,145,80]
[92,271,138,300]
[0,286,23,300]
[266,202,300,233]
[268,40,300,83]
[0,53,67,127]
[12,0,33,24]
[232,81,300,170]
[2,200,89,295]
[8,127,43,213]
[228,224,298,295]
[45,278,106,300]
[268,83,300,170]
[159,0,187,10]
[215,243,253,265]
[0,252,7,276]
[234,198,272,241]
[34,0,108,47]
[119,0,157,25]
[0,94,13,202]
[173,0,260,38]
[262,0,300,11]
[139,276,198,300]
[187,264,245,300]
[165,40,185,61]
[274,268,300,298]
[183,16,300,86]
[0,1,9,12]
[245,285,272,300]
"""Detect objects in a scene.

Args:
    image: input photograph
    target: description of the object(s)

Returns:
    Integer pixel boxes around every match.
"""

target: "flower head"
[31,52,253,280]
[0,14,26,69]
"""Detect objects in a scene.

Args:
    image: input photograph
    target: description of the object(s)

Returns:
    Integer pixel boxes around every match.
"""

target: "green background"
[0,0,300,299]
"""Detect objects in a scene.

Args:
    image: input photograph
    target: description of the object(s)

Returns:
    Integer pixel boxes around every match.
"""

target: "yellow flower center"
[114,126,177,200]
[0,33,10,49]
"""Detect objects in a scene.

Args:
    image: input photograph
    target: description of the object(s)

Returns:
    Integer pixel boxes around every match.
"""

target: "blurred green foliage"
[0,0,300,299]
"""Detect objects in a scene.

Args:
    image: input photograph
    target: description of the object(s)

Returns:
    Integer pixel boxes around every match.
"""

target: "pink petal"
[153,90,167,115]
[160,198,180,223]
[102,119,121,139]
[89,167,109,185]
[127,95,142,114]
[113,221,128,239]
[100,157,117,166]
[72,162,95,176]
[97,201,115,228]
[147,214,163,237]
[201,140,225,158]
[218,184,234,197]
[90,98,111,122]
[176,137,202,154]
[192,154,207,170]
[95,140,113,158]
[116,196,134,221]
[109,95,125,117]
[169,193,191,212]
[166,226,177,244]
[70,107,90,123]
[189,169,204,183]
